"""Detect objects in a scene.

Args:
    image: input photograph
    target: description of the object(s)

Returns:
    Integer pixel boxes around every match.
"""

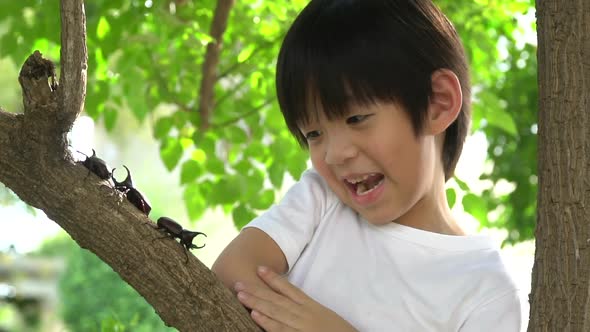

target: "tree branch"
[198,0,235,131]
[0,109,20,150]
[59,0,87,131]
[0,1,261,330]
[0,108,18,126]
[0,143,259,331]
[212,98,274,129]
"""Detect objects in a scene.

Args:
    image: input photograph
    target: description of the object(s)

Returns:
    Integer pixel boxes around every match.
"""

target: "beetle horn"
[122,165,133,187]
[75,149,89,158]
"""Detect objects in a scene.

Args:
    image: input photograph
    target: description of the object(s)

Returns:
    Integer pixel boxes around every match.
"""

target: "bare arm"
[212,227,288,293]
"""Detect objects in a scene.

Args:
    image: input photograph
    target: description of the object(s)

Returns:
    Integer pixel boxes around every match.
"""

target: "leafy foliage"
[35,235,174,332]
[0,0,537,244]
[440,0,537,244]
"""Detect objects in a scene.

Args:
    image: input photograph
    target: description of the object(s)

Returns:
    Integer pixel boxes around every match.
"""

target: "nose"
[324,135,358,165]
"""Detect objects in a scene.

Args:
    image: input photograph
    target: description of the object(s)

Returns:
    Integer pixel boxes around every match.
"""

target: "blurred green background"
[0,0,537,331]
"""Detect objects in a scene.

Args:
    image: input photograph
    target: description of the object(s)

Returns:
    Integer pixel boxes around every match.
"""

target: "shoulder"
[460,289,522,331]
[293,168,333,197]
[243,168,344,270]
[458,246,521,327]
[471,247,519,290]
[278,168,339,214]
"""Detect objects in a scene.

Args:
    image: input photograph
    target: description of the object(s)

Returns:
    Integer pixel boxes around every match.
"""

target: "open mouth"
[344,173,385,196]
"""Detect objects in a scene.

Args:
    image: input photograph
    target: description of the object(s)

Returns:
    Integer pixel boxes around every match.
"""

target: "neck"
[395,176,465,236]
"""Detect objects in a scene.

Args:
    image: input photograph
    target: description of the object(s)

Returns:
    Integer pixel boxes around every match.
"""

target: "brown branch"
[0,1,262,330]
[0,108,18,124]
[215,78,250,107]
[211,98,274,129]
[0,144,259,331]
[58,0,87,130]
[198,0,235,131]
[0,109,20,150]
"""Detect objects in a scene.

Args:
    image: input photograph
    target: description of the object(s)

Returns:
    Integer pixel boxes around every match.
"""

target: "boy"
[212,0,521,331]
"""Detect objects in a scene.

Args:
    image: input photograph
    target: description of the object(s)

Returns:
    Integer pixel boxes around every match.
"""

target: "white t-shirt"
[245,169,521,332]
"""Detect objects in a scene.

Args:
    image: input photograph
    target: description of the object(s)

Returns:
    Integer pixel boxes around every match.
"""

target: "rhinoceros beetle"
[156,216,206,263]
[112,166,152,216]
[77,149,111,180]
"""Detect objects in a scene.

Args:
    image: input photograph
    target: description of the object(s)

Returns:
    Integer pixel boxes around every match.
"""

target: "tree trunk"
[528,0,590,331]
[0,1,258,331]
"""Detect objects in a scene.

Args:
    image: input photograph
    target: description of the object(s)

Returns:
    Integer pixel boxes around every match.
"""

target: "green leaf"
[249,189,275,209]
[286,150,308,180]
[244,141,265,156]
[462,193,489,224]
[209,178,240,204]
[205,155,226,175]
[195,133,217,154]
[192,149,207,165]
[245,168,265,197]
[224,126,248,143]
[194,31,214,45]
[96,16,111,40]
[103,105,118,132]
[180,159,202,184]
[234,158,251,174]
[160,138,183,171]
[486,108,518,136]
[454,176,470,191]
[172,111,190,128]
[268,161,284,188]
[100,316,126,332]
[232,203,257,229]
[237,44,256,62]
[184,183,206,221]
[249,71,263,89]
[154,117,174,140]
[446,188,456,208]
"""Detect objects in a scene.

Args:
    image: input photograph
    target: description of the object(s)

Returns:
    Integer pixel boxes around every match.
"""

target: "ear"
[425,69,462,136]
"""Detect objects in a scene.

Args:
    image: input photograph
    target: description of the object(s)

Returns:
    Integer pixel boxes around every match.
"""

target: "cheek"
[377,135,431,187]
[309,149,333,180]
[309,147,324,170]
[309,148,348,197]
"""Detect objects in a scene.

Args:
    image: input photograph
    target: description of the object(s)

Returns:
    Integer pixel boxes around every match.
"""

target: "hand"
[234,266,358,332]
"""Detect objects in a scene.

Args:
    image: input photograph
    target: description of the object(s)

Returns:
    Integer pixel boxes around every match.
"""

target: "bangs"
[276,1,432,145]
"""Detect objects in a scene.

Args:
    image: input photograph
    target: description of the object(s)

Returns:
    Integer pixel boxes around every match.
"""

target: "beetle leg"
[184,248,189,264]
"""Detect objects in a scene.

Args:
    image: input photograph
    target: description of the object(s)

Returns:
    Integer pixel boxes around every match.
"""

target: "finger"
[257,266,307,304]
[235,281,296,309]
[251,310,298,332]
[237,291,302,329]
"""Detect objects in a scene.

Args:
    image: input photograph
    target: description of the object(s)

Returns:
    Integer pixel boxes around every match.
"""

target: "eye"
[304,130,322,141]
[346,114,371,124]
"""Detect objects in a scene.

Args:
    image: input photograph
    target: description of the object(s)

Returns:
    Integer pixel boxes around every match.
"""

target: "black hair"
[276,0,471,180]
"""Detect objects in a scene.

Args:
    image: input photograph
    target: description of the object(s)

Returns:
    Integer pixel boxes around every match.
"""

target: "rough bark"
[0,0,259,331]
[528,0,590,331]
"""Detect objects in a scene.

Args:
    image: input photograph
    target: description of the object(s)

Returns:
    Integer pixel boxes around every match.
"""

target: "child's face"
[300,101,438,225]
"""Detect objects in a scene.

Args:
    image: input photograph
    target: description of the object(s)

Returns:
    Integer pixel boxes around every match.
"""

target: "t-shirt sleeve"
[459,290,522,332]
[243,169,334,271]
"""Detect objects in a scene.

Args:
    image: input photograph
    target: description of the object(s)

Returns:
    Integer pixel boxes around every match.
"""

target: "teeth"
[346,174,374,184]
[356,182,368,194]
[355,178,384,196]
